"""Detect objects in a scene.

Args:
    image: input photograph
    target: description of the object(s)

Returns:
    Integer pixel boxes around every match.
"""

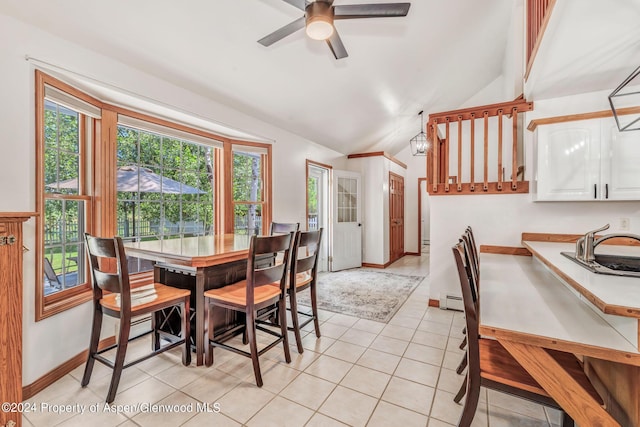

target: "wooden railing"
[525,0,556,79]
[427,98,533,195]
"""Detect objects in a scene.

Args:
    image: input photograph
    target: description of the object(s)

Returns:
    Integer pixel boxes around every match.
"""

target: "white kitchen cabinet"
[534,117,640,201]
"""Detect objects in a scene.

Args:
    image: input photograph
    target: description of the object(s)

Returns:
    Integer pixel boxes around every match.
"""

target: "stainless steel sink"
[561,251,640,278]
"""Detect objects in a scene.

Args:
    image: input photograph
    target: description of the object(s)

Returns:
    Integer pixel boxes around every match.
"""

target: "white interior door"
[331,170,362,271]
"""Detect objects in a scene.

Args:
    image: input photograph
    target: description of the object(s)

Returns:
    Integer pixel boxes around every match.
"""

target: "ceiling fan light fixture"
[306,19,334,40]
[305,1,334,40]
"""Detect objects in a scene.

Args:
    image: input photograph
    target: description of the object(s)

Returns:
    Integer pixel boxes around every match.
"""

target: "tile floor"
[24,250,563,426]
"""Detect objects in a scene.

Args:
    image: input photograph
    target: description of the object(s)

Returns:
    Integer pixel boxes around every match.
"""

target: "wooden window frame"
[224,140,272,235]
[35,71,101,320]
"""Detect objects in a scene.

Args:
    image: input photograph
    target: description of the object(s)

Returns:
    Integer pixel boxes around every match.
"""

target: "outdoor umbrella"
[47,165,207,236]
[47,165,206,194]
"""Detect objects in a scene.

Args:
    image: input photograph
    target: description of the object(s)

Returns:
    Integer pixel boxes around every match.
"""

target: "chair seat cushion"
[100,283,190,313]
[479,338,602,404]
[204,280,281,306]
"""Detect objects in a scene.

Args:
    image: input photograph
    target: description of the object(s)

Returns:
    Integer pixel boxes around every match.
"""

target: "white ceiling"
[4,0,638,155]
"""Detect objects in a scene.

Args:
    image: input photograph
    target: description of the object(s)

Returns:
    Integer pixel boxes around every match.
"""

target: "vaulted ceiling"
[4,0,638,155]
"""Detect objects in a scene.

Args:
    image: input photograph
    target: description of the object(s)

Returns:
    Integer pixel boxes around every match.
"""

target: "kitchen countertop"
[522,240,640,319]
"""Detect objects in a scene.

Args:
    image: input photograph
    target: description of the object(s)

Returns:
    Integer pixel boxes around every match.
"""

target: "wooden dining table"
[478,239,640,427]
[124,234,259,366]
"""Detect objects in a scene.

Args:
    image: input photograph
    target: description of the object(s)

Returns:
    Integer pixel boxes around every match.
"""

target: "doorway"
[306,160,331,272]
[418,178,430,253]
[389,172,405,264]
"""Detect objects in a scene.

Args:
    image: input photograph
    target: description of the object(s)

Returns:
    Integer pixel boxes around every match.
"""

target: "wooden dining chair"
[287,228,323,353]
[456,228,478,373]
[269,222,300,235]
[451,239,602,427]
[204,232,293,387]
[82,233,191,403]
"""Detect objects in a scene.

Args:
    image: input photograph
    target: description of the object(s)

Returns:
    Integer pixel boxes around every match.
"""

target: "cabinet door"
[602,118,640,200]
[536,120,601,201]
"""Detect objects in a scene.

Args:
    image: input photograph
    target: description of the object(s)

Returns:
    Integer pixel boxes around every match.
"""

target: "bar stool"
[288,229,323,353]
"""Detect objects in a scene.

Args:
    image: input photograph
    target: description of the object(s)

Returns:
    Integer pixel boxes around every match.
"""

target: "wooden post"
[512,107,519,190]
[432,120,438,193]
[457,115,462,192]
[470,113,475,192]
[483,111,489,191]
[445,118,450,192]
[497,109,503,191]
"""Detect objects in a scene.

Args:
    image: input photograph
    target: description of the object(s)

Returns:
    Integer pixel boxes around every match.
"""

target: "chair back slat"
[292,229,323,276]
[247,232,293,290]
[269,222,300,235]
[84,233,131,297]
[452,240,481,382]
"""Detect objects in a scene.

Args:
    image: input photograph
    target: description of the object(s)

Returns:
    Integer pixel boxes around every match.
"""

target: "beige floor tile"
[70,360,112,383]
[86,367,152,399]
[245,396,314,427]
[135,352,180,376]
[325,313,359,328]
[180,411,241,426]
[442,350,465,371]
[338,327,378,347]
[427,419,454,427]
[24,385,105,427]
[301,334,336,353]
[318,386,378,427]
[180,369,243,403]
[356,348,401,374]
[380,324,416,342]
[429,389,464,425]
[370,335,409,356]
[215,353,262,381]
[280,372,336,410]
[488,404,550,427]
[424,307,455,325]
[115,421,140,427]
[404,342,445,367]
[381,376,435,415]
[418,320,452,337]
[110,377,176,416]
[394,358,440,387]
[339,365,391,398]
[316,310,336,322]
[435,367,464,395]
[351,318,386,334]
[388,315,422,329]
[267,346,320,371]
[367,400,429,427]
[324,340,367,363]
[486,389,548,421]
[130,391,199,427]
[216,382,276,424]
[259,362,301,393]
[55,409,127,427]
[304,354,353,383]
[154,363,205,389]
[305,413,349,427]
[318,322,349,339]
[412,330,449,350]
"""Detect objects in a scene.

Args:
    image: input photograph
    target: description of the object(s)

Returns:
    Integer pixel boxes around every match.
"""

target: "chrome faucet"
[576,224,610,263]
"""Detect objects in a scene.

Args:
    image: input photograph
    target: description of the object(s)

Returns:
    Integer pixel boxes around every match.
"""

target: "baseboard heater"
[439,294,464,311]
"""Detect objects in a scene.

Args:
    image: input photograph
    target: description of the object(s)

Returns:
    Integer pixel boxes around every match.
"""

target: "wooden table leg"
[195,269,205,366]
[499,340,619,427]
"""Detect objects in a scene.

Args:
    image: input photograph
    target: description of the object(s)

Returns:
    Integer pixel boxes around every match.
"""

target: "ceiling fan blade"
[326,29,348,59]
[333,3,411,19]
[258,17,306,47]
[281,0,306,10]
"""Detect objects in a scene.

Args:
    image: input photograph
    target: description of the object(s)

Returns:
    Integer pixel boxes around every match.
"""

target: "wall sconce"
[409,110,428,156]
[609,64,640,132]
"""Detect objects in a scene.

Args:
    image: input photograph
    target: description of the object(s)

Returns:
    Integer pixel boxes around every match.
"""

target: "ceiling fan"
[258,0,411,59]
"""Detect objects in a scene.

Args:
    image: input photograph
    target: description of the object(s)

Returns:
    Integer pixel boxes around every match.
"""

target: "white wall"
[428,86,640,306]
[395,147,428,254]
[0,13,346,385]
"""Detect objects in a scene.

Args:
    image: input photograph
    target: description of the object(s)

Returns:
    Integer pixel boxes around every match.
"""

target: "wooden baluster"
[445,118,450,192]
[470,113,475,192]
[457,115,462,192]
[497,109,503,191]
[483,111,489,191]
[512,107,519,190]
[432,120,438,193]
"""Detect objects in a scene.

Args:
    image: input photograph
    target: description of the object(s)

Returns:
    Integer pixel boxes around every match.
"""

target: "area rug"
[295,269,425,323]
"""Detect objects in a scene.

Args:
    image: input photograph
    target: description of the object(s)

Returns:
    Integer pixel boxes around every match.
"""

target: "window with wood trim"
[225,142,272,235]
[115,117,220,273]
[36,71,98,320]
